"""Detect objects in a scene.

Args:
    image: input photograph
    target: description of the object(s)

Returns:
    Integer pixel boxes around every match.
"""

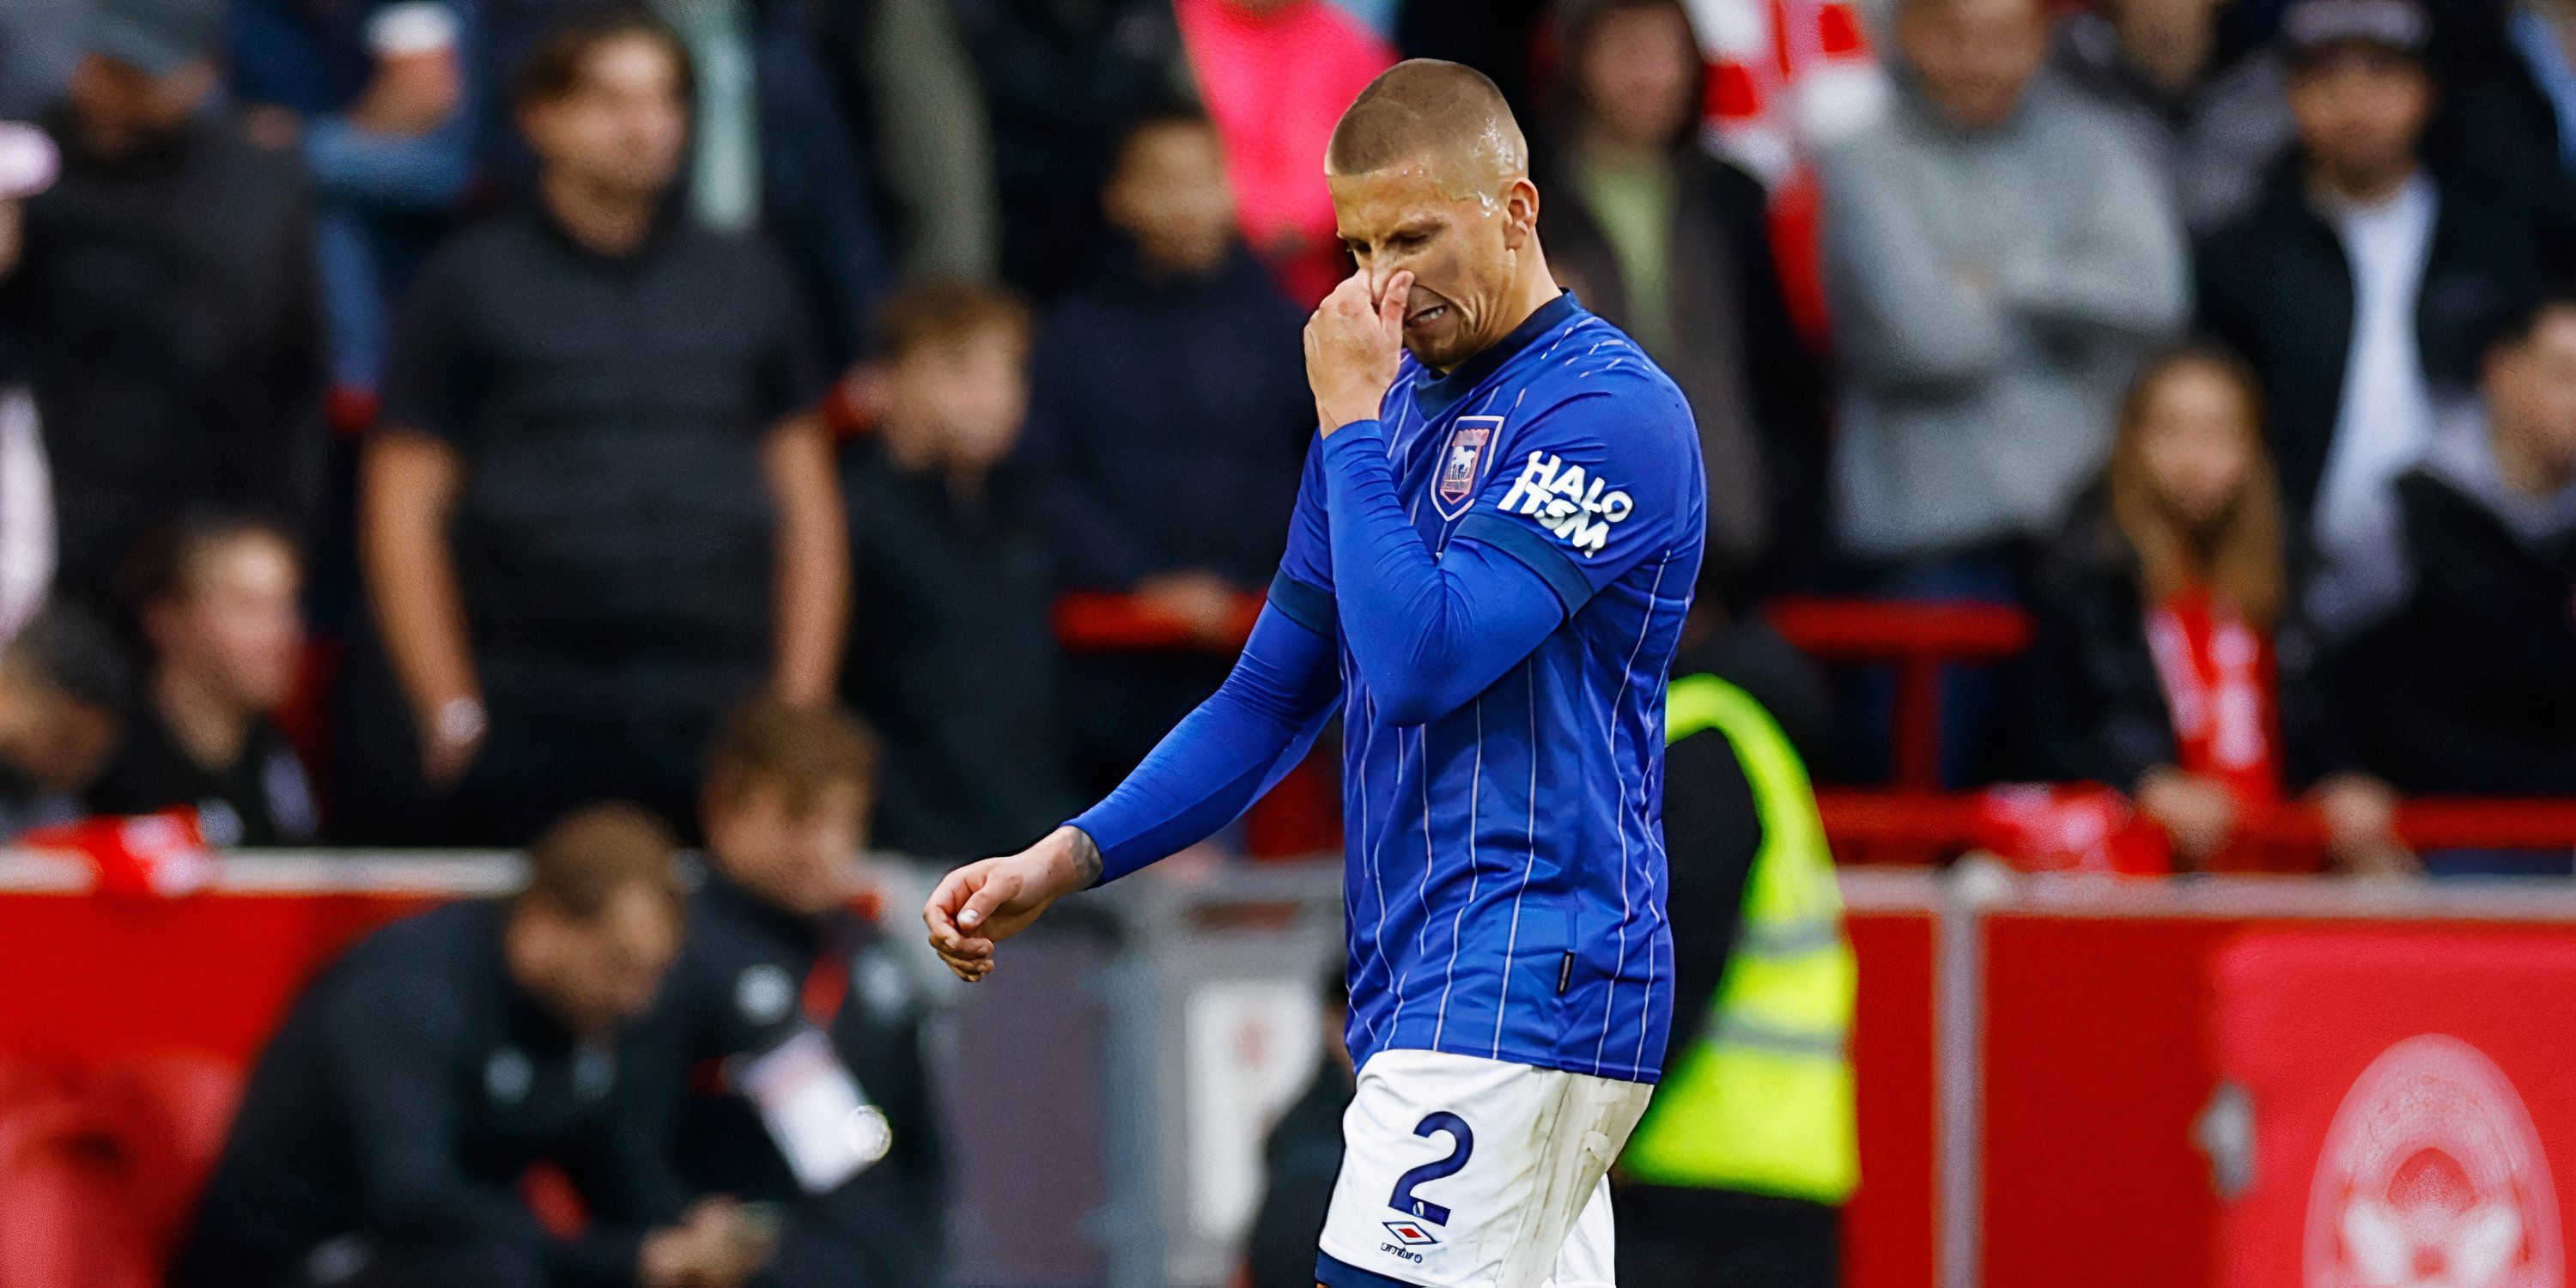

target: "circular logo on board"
[2306,1034,2561,1288]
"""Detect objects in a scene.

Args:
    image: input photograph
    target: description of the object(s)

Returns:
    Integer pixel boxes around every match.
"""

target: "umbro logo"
[1382,1219,1440,1247]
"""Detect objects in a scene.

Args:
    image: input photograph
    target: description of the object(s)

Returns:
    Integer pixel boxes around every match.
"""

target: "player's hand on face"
[922,826,1103,982]
[1304,268,1412,434]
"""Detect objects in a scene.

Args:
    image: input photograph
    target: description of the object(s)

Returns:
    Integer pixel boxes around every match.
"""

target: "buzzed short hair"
[1326,58,1528,185]
[519,802,683,921]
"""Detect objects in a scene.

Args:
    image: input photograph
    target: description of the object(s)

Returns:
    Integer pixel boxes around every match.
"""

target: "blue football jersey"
[1275,294,1706,1083]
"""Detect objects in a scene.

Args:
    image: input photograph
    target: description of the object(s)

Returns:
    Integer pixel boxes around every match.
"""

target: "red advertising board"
[2215,930,2576,1288]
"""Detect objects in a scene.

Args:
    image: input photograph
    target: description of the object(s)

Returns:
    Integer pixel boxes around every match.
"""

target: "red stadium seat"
[0,1057,242,1288]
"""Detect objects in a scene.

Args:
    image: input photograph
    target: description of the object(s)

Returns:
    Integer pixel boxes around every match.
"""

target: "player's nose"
[1370,266,1419,312]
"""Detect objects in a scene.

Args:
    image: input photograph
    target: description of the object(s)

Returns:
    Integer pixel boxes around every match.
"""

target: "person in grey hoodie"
[2049,0,2298,237]
[1817,0,2188,783]
[1820,0,2189,585]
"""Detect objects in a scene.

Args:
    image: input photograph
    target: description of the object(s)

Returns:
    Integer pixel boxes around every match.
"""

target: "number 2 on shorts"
[1388,1112,1474,1225]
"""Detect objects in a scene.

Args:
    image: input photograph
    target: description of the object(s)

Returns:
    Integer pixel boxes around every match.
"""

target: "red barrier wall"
[0,888,1951,1286]
[0,892,431,1065]
[1980,911,2576,1288]
[1846,911,1938,1288]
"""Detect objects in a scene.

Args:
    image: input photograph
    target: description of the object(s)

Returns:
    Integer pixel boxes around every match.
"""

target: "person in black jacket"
[1534,0,1830,598]
[950,0,1195,299]
[85,513,317,845]
[839,280,1080,860]
[1244,970,1352,1288]
[2020,342,2409,872]
[2196,0,2543,640]
[0,0,330,607]
[1019,110,1313,789]
[641,698,946,1288]
[348,10,846,847]
[2340,296,2576,857]
[173,805,776,1288]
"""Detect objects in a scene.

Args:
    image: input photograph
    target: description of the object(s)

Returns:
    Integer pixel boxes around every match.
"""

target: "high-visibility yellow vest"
[1621,674,1858,1203]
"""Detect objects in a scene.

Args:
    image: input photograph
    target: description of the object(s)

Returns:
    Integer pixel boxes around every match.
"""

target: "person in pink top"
[1174,0,1393,305]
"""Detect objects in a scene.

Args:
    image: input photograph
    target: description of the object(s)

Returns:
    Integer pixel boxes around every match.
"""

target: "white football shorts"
[1315,1048,1655,1288]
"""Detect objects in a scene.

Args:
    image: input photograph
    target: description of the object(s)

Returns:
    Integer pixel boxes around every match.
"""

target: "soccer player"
[924,59,1706,1288]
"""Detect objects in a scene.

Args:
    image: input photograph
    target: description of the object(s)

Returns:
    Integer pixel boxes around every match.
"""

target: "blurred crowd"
[0,0,2573,880]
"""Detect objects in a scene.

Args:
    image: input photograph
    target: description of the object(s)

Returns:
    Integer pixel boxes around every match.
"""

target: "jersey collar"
[1411,291,1583,420]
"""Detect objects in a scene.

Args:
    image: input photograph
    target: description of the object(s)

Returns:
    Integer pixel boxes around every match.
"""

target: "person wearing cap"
[172,804,779,1288]
[2197,0,2545,641]
[0,0,331,609]
[0,604,130,841]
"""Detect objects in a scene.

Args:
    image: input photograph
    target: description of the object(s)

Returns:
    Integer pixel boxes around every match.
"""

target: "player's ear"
[1502,176,1540,251]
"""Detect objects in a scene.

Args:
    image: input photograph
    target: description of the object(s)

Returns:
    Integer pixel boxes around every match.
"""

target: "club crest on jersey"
[1497,451,1635,556]
[1434,416,1500,519]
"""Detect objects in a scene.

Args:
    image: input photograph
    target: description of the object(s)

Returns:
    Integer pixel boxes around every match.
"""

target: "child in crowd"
[88,513,316,844]
[0,604,127,841]
[2021,343,2410,872]
[647,696,945,1288]
[841,281,1081,861]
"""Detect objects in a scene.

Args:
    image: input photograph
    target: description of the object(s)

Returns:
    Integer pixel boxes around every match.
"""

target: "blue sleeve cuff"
[1266,571,1337,639]
[1320,419,1388,459]
[1455,511,1597,616]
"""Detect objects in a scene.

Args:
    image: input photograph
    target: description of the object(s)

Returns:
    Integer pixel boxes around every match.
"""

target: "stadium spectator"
[1019,111,1309,787]
[460,0,894,368]
[1821,0,2189,570]
[644,699,945,1288]
[352,9,845,846]
[2338,298,2576,854]
[2020,344,2409,872]
[172,805,775,1288]
[1172,0,1394,304]
[0,0,331,607]
[1817,0,2187,780]
[830,0,1004,284]
[1392,0,1551,119]
[0,0,85,118]
[2050,0,2299,237]
[841,281,1079,860]
[228,0,477,396]
[0,120,57,646]
[2439,0,2576,279]
[1244,970,1352,1288]
[951,0,1197,298]
[0,605,128,841]
[86,514,318,846]
[1537,0,1830,594]
[2197,0,2543,639]
[1623,594,1845,1288]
